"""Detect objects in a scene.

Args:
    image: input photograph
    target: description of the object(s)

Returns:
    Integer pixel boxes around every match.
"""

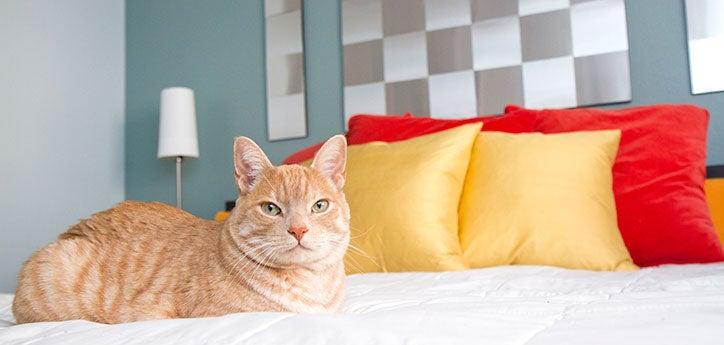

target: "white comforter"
[1,264,724,344]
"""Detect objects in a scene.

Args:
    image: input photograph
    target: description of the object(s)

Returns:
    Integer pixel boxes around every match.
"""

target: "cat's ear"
[311,135,347,190]
[233,137,272,195]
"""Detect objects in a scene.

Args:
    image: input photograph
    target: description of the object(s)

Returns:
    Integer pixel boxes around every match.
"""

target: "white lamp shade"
[158,87,199,158]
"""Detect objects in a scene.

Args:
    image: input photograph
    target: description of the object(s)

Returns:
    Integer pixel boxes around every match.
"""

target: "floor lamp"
[157,87,199,209]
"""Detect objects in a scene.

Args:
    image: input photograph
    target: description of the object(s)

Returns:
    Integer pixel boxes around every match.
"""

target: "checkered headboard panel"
[265,0,307,141]
[685,0,724,94]
[342,0,632,123]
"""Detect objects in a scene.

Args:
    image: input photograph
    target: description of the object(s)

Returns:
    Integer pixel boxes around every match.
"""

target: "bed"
[2,263,723,345]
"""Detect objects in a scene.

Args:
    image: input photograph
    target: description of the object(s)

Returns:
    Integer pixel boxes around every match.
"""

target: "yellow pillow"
[344,123,482,274]
[705,178,724,243]
[459,130,637,271]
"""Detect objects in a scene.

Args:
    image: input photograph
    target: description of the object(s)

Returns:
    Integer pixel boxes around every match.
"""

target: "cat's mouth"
[287,243,313,252]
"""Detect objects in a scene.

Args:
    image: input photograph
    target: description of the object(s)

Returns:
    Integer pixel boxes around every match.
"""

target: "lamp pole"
[176,156,183,209]
[157,86,198,211]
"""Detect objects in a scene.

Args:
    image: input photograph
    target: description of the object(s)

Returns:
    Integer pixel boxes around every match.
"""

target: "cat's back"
[60,200,208,242]
[13,201,219,324]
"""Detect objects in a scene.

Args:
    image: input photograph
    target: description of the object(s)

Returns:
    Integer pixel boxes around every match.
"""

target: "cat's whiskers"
[245,246,279,294]
[202,239,272,303]
[221,242,276,293]
[308,236,364,273]
[231,245,276,294]
[325,237,374,260]
[348,224,376,240]
[341,250,366,273]
[236,243,279,274]
[320,237,382,270]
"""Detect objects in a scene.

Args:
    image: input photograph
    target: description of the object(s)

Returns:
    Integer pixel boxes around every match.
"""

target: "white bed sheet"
[1,263,723,345]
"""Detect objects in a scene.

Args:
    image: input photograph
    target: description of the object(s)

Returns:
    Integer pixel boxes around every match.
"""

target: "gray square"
[343,0,383,45]
[520,9,572,61]
[267,53,304,97]
[344,40,384,86]
[471,0,518,22]
[382,0,426,36]
[385,79,430,115]
[575,51,631,106]
[427,26,473,75]
[475,66,524,114]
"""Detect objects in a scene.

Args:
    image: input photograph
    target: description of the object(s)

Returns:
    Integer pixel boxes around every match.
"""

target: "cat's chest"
[260,268,342,311]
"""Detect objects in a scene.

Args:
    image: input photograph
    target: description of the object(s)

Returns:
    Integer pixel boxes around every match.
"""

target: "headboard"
[709,165,724,178]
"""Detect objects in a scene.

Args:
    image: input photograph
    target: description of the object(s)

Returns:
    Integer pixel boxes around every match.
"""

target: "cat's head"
[226,135,350,270]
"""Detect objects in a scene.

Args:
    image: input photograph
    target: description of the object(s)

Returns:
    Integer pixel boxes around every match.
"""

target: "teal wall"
[1,0,125,293]
[126,0,724,220]
[126,0,344,219]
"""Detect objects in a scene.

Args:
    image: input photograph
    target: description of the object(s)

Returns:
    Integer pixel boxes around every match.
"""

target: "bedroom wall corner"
[0,0,126,293]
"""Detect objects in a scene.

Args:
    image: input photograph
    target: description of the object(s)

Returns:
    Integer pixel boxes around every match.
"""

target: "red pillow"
[506,104,724,266]
[283,142,325,165]
[346,113,536,144]
[283,113,411,164]
[282,113,537,164]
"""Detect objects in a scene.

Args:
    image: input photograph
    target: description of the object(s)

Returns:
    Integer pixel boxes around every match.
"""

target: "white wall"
[0,0,125,293]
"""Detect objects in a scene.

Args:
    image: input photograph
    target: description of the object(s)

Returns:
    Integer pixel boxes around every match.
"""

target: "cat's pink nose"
[288,226,308,242]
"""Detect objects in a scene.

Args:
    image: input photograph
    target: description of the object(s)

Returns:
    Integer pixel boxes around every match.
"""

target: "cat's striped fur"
[12,135,350,323]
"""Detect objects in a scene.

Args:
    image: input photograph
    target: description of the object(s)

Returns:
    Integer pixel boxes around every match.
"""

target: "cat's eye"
[261,202,281,216]
[311,199,329,213]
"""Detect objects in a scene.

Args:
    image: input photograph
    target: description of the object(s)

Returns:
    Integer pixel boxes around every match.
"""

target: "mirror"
[685,0,724,94]
[264,0,307,141]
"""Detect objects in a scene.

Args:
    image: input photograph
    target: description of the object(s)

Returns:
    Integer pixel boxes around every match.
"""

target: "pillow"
[460,130,637,271]
[283,141,325,165]
[506,104,724,266]
[346,113,536,144]
[705,178,724,244]
[282,112,536,164]
[343,123,482,274]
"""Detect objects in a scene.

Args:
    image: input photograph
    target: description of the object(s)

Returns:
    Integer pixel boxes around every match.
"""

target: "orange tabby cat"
[12,135,350,324]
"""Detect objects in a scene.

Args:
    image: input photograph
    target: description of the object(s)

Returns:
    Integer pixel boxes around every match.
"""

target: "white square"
[383,31,428,82]
[689,37,724,94]
[424,0,472,31]
[344,83,386,127]
[571,0,628,57]
[519,0,570,16]
[343,0,383,45]
[685,0,724,40]
[266,10,303,56]
[267,93,307,140]
[428,71,477,118]
[523,57,577,108]
[472,17,522,70]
